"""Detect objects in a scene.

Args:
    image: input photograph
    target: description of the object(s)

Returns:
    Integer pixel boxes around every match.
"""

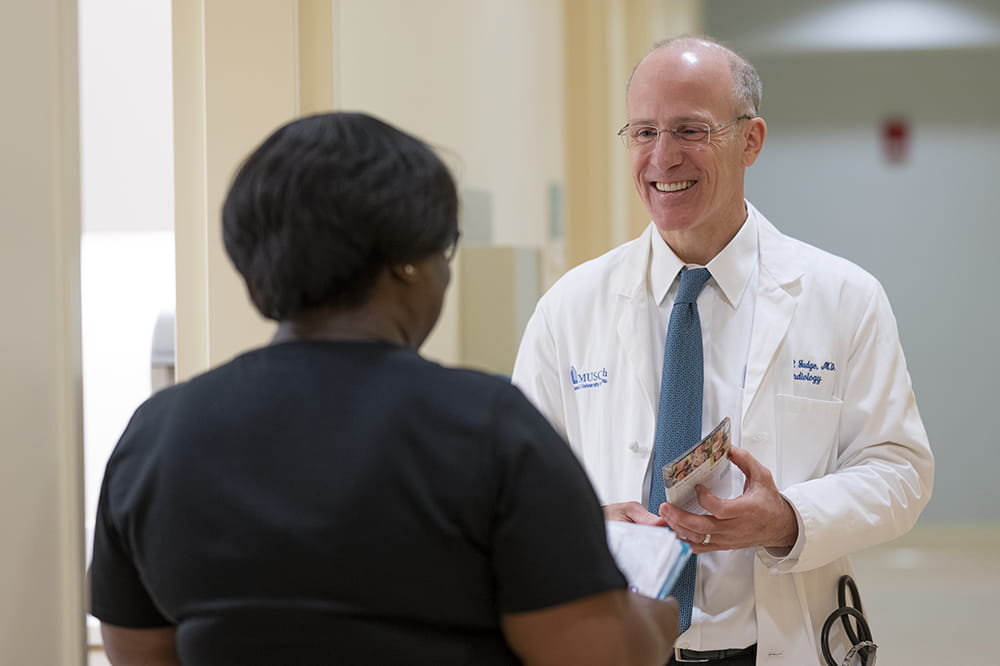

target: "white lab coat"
[512,203,933,665]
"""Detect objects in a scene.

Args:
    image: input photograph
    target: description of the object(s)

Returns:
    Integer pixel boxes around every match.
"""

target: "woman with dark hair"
[89,112,678,666]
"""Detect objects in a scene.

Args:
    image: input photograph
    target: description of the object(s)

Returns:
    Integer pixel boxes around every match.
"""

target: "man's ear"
[742,117,767,167]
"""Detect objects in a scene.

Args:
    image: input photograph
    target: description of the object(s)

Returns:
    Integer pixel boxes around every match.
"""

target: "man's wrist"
[775,497,800,547]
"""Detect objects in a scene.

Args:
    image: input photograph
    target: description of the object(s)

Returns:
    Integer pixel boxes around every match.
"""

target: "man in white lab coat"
[512,36,933,665]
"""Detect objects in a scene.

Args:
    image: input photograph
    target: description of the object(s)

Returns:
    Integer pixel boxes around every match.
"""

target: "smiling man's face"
[626,42,761,249]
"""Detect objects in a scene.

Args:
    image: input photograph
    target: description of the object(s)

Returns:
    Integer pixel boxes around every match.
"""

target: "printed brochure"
[661,417,733,515]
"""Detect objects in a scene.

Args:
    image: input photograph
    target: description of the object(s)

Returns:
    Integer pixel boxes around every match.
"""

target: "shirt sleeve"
[488,385,627,613]
[89,451,172,628]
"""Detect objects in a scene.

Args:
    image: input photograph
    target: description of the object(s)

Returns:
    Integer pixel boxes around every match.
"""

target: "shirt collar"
[649,211,758,309]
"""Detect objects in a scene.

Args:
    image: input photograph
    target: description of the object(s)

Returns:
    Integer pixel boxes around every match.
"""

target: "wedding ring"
[702,534,712,545]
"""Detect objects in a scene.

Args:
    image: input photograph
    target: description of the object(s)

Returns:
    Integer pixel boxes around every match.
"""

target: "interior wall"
[331,0,705,371]
[0,0,86,663]
[564,0,704,268]
[173,0,324,381]
[79,0,174,233]
[332,0,565,366]
[704,5,1000,523]
[334,0,565,249]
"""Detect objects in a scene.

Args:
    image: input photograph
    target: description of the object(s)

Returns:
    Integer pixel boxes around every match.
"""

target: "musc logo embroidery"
[570,365,609,391]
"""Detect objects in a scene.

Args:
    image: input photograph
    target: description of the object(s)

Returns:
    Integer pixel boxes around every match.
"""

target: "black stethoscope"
[821,575,878,666]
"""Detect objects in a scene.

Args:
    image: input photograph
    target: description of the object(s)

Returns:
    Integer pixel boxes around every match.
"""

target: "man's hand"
[603,501,668,526]
[657,447,799,554]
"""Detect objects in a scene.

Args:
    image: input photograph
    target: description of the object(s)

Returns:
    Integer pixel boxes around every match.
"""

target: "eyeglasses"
[442,229,461,262]
[617,116,754,150]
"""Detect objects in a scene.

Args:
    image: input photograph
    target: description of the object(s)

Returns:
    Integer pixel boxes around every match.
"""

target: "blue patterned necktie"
[648,266,711,632]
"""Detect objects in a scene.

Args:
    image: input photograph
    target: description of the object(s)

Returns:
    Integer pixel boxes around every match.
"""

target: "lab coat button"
[752,432,768,442]
[627,441,649,456]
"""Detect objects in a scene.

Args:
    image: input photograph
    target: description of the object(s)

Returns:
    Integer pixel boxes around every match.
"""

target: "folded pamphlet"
[662,417,733,515]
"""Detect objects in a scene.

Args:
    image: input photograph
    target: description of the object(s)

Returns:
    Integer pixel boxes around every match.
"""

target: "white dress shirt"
[645,213,759,651]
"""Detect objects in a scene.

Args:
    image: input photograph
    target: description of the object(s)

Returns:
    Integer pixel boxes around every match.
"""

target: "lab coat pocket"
[775,394,843,488]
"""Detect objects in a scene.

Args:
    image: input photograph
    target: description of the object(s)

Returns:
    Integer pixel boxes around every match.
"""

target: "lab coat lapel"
[741,208,805,459]
[614,226,658,420]
[742,271,796,420]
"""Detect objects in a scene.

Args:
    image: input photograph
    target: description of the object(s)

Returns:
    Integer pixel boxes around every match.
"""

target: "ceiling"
[704,0,1000,54]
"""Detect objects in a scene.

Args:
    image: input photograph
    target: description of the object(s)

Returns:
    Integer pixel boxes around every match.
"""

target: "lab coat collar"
[609,200,804,299]
[749,200,807,287]
[638,205,765,311]
[708,212,758,310]
[607,201,807,424]
[608,225,656,302]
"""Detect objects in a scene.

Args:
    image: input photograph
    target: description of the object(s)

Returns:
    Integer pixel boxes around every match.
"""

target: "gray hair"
[626,35,762,117]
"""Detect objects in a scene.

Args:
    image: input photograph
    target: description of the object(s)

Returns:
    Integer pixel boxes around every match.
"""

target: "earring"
[403,264,416,276]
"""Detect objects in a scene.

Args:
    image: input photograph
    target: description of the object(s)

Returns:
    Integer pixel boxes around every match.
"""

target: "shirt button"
[752,432,769,442]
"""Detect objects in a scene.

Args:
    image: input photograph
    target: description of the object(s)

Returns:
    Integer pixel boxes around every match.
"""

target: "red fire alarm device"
[882,117,909,164]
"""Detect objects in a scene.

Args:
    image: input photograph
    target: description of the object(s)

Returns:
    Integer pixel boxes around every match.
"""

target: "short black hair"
[222,112,459,320]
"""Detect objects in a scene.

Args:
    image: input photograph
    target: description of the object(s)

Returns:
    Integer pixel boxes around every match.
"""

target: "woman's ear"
[389,263,419,283]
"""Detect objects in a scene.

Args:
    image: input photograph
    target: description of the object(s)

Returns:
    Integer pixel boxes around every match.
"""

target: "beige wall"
[173,0,336,381]
[171,0,702,376]
[563,0,703,266]
[0,0,86,664]
[334,0,566,248]
[332,0,701,370]
[171,0,571,375]
[333,0,567,366]
[173,0,291,380]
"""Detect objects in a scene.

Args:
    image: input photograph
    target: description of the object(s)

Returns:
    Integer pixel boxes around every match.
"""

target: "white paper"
[604,520,689,598]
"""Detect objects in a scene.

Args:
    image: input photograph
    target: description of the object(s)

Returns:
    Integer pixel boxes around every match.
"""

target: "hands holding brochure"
[655,416,800,554]
[662,418,733,515]
[602,424,724,598]
[606,414,798,576]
